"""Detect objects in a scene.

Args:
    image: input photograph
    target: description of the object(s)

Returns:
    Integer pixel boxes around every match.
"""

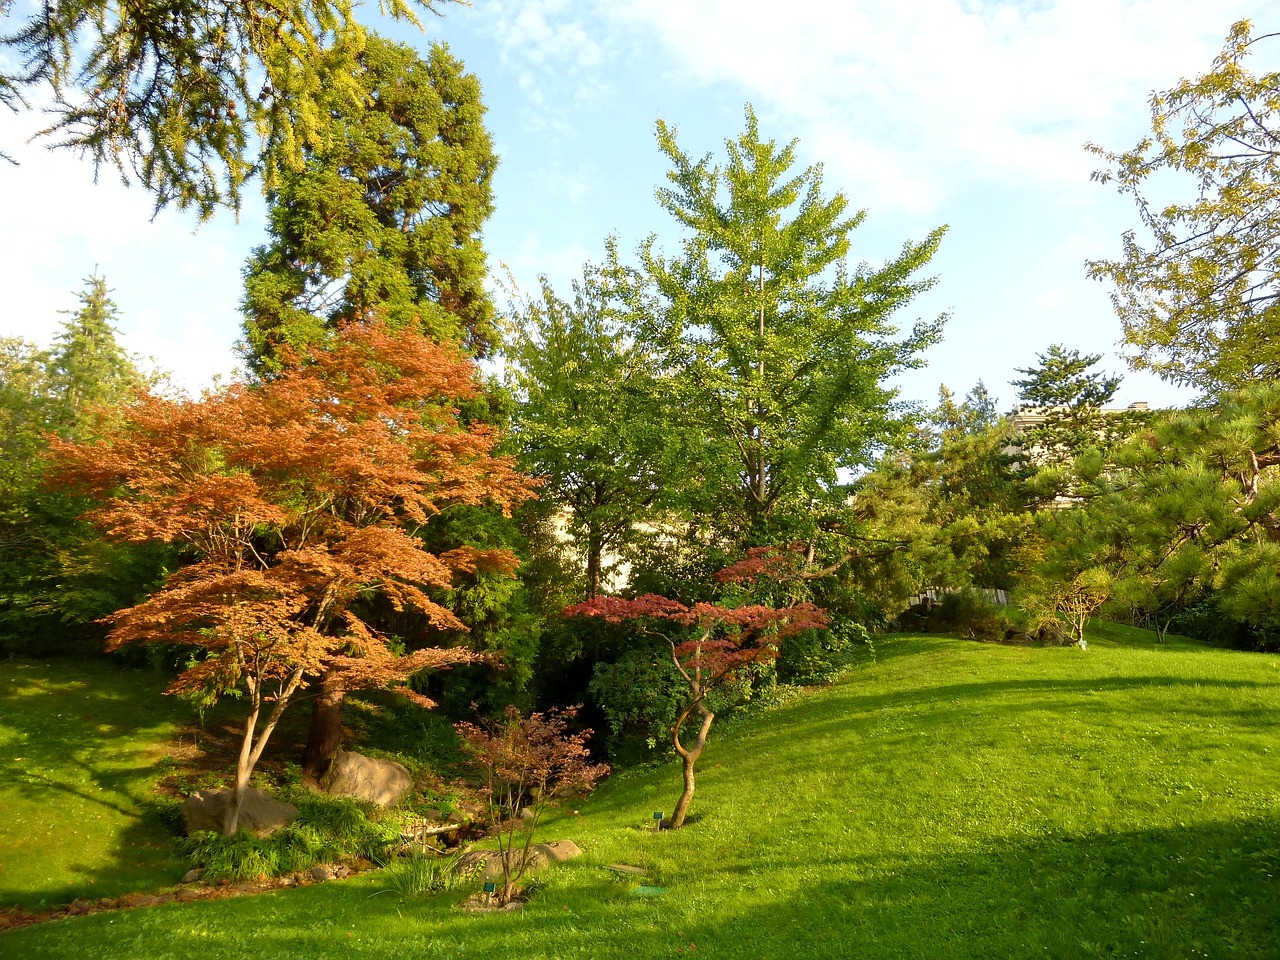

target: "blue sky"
[0,0,1269,411]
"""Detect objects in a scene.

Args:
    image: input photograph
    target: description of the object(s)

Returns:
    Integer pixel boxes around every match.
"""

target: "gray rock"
[537,839,583,863]
[181,787,298,838]
[311,866,333,881]
[320,750,413,807]
[175,888,202,902]
[181,868,203,884]
[454,839,582,880]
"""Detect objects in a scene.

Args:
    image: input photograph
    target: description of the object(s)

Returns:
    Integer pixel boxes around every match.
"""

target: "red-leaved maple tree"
[565,586,827,828]
[48,319,534,834]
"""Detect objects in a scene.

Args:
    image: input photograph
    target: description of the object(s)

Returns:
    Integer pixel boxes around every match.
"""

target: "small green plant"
[382,849,478,900]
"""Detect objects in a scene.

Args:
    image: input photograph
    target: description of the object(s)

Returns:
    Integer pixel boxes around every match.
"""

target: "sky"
[0,0,1270,411]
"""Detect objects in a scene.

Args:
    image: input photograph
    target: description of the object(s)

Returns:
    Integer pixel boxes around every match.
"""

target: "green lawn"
[4,629,1280,958]
[0,659,189,908]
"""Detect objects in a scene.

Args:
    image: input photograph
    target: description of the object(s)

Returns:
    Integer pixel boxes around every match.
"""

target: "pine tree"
[45,274,144,438]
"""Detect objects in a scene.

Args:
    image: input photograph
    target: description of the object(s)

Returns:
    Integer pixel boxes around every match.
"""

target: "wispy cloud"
[601,0,1258,211]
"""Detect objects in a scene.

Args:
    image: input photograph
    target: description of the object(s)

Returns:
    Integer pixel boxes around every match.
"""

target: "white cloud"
[602,0,1261,211]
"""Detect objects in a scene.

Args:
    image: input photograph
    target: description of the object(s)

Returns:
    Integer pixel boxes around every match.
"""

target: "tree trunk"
[303,672,345,780]
[670,701,714,828]
[224,711,259,836]
[585,526,604,600]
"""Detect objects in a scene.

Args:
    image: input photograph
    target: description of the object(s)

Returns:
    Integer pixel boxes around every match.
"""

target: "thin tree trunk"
[585,525,604,600]
[303,672,345,780]
[223,667,304,836]
[224,692,262,836]
[670,700,714,828]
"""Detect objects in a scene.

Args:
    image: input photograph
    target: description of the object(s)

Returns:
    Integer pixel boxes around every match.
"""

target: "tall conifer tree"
[241,35,498,369]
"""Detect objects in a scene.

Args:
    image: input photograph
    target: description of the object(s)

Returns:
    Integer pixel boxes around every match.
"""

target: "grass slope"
[5,629,1280,958]
[0,660,188,908]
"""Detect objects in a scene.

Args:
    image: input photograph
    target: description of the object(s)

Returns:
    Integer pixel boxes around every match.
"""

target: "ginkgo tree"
[639,105,946,545]
[48,319,533,835]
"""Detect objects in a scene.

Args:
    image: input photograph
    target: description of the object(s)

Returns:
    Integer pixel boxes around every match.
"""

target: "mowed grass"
[5,628,1280,958]
[0,659,189,908]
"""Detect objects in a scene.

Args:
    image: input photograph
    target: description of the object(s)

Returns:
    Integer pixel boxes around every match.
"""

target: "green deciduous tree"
[638,105,947,546]
[1087,20,1280,392]
[242,35,497,368]
[1,0,457,216]
[502,250,678,599]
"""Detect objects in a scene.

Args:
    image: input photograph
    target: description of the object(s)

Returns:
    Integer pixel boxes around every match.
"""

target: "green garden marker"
[483,882,496,894]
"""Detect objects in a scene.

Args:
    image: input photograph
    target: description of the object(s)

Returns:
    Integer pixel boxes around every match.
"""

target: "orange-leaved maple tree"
[565,583,827,828]
[48,319,534,835]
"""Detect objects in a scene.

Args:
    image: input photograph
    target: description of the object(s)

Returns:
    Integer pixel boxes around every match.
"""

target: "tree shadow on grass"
[0,659,194,908]
[670,816,1280,960]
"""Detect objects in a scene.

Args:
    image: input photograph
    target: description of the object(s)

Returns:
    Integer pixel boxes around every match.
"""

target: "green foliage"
[638,104,947,545]
[0,275,168,656]
[1087,20,1280,391]
[180,793,404,882]
[1,0,458,217]
[242,35,497,366]
[381,848,477,900]
[588,646,686,757]
[502,251,679,599]
[1037,383,1280,649]
[1011,344,1125,466]
[776,619,868,684]
[842,385,1031,614]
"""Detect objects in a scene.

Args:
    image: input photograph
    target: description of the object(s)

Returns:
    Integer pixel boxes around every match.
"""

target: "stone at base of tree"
[311,866,333,881]
[319,750,413,807]
[537,840,583,863]
[181,868,203,884]
[454,840,583,880]
[180,787,298,838]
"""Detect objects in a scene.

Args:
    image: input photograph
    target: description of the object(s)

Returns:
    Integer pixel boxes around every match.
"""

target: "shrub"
[933,589,1010,641]
[456,706,608,903]
[777,621,869,685]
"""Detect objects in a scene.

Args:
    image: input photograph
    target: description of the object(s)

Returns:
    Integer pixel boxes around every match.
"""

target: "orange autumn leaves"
[47,320,535,706]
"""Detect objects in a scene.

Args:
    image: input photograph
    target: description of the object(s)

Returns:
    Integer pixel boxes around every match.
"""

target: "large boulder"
[454,840,584,880]
[181,787,298,837]
[320,750,413,807]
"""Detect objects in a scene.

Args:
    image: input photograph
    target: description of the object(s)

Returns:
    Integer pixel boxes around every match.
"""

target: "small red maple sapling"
[48,319,534,835]
[456,706,608,904]
[565,576,827,828]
